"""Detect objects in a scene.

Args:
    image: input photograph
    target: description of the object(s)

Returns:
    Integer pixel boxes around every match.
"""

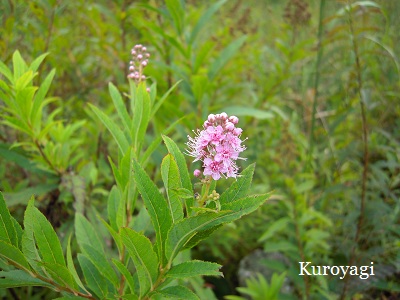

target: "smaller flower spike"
[186,113,246,180]
[127,44,150,84]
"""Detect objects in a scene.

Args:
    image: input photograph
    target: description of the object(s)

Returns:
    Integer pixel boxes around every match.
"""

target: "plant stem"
[307,0,325,171]
[340,1,369,298]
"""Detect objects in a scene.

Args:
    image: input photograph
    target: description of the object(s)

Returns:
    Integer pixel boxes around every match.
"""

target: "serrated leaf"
[0,240,31,271]
[98,217,123,254]
[80,243,119,288]
[22,198,44,275]
[0,192,17,246]
[25,198,65,267]
[155,285,200,300]
[220,164,255,205]
[166,193,270,264]
[0,270,52,288]
[112,259,136,296]
[162,135,193,212]
[78,254,108,299]
[166,260,222,278]
[161,154,184,223]
[132,159,172,265]
[120,228,159,297]
[75,213,104,255]
[66,235,89,294]
[89,103,130,153]
[39,261,77,289]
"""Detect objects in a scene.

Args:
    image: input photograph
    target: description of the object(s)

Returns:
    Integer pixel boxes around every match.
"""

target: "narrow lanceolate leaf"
[120,228,159,297]
[0,240,31,271]
[38,261,77,289]
[132,83,151,152]
[132,159,172,265]
[166,260,222,278]
[89,103,130,153]
[25,198,65,267]
[112,259,136,296]
[220,163,255,205]
[80,243,119,288]
[67,235,89,294]
[154,285,200,300]
[161,154,184,223]
[22,198,44,275]
[75,213,104,255]
[166,194,270,263]
[78,254,108,299]
[107,185,125,231]
[0,192,17,246]
[0,270,52,288]
[162,135,194,212]
[109,82,131,132]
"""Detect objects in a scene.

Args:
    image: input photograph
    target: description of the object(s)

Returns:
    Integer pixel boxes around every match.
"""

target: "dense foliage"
[0,0,399,299]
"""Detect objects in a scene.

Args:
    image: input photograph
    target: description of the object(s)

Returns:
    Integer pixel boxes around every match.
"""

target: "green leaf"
[131,83,151,152]
[112,259,137,295]
[120,228,159,297]
[89,103,130,153]
[98,217,123,254]
[162,135,193,212]
[31,69,56,131]
[0,240,31,271]
[165,0,185,35]
[0,192,17,246]
[80,243,119,288]
[75,213,104,255]
[109,82,131,133]
[38,261,77,289]
[161,154,184,223]
[78,254,108,299]
[25,198,65,266]
[0,60,13,82]
[223,106,274,120]
[132,159,172,265]
[154,285,199,300]
[150,80,182,119]
[0,270,52,288]
[3,183,58,206]
[166,260,222,278]
[107,185,125,231]
[220,163,255,205]
[29,52,49,73]
[12,50,27,80]
[189,0,227,44]
[166,193,270,264]
[208,36,247,80]
[258,217,291,242]
[22,198,45,275]
[66,235,89,294]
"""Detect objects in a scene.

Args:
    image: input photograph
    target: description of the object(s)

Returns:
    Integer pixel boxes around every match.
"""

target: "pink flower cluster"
[186,113,246,180]
[127,44,150,83]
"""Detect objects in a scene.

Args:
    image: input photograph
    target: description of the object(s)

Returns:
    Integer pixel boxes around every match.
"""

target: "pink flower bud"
[220,112,228,120]
[228,116,239,124]
[225,122,235,131]
[141,75,146,80]
[142,47,147,51]
[194,169,201,177]
[146,53,150,58]
[233,128,242,136]
[142,61,147,67]
[208,114,216,123]
[129,66,135,71]
[137,54,143,60]
[146,87,150,93]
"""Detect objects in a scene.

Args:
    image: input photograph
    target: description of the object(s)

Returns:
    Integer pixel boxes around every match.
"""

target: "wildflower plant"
[0,46,270,299]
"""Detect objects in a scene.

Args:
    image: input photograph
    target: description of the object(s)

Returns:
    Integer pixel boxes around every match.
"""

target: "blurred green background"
[1,0,399,299]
